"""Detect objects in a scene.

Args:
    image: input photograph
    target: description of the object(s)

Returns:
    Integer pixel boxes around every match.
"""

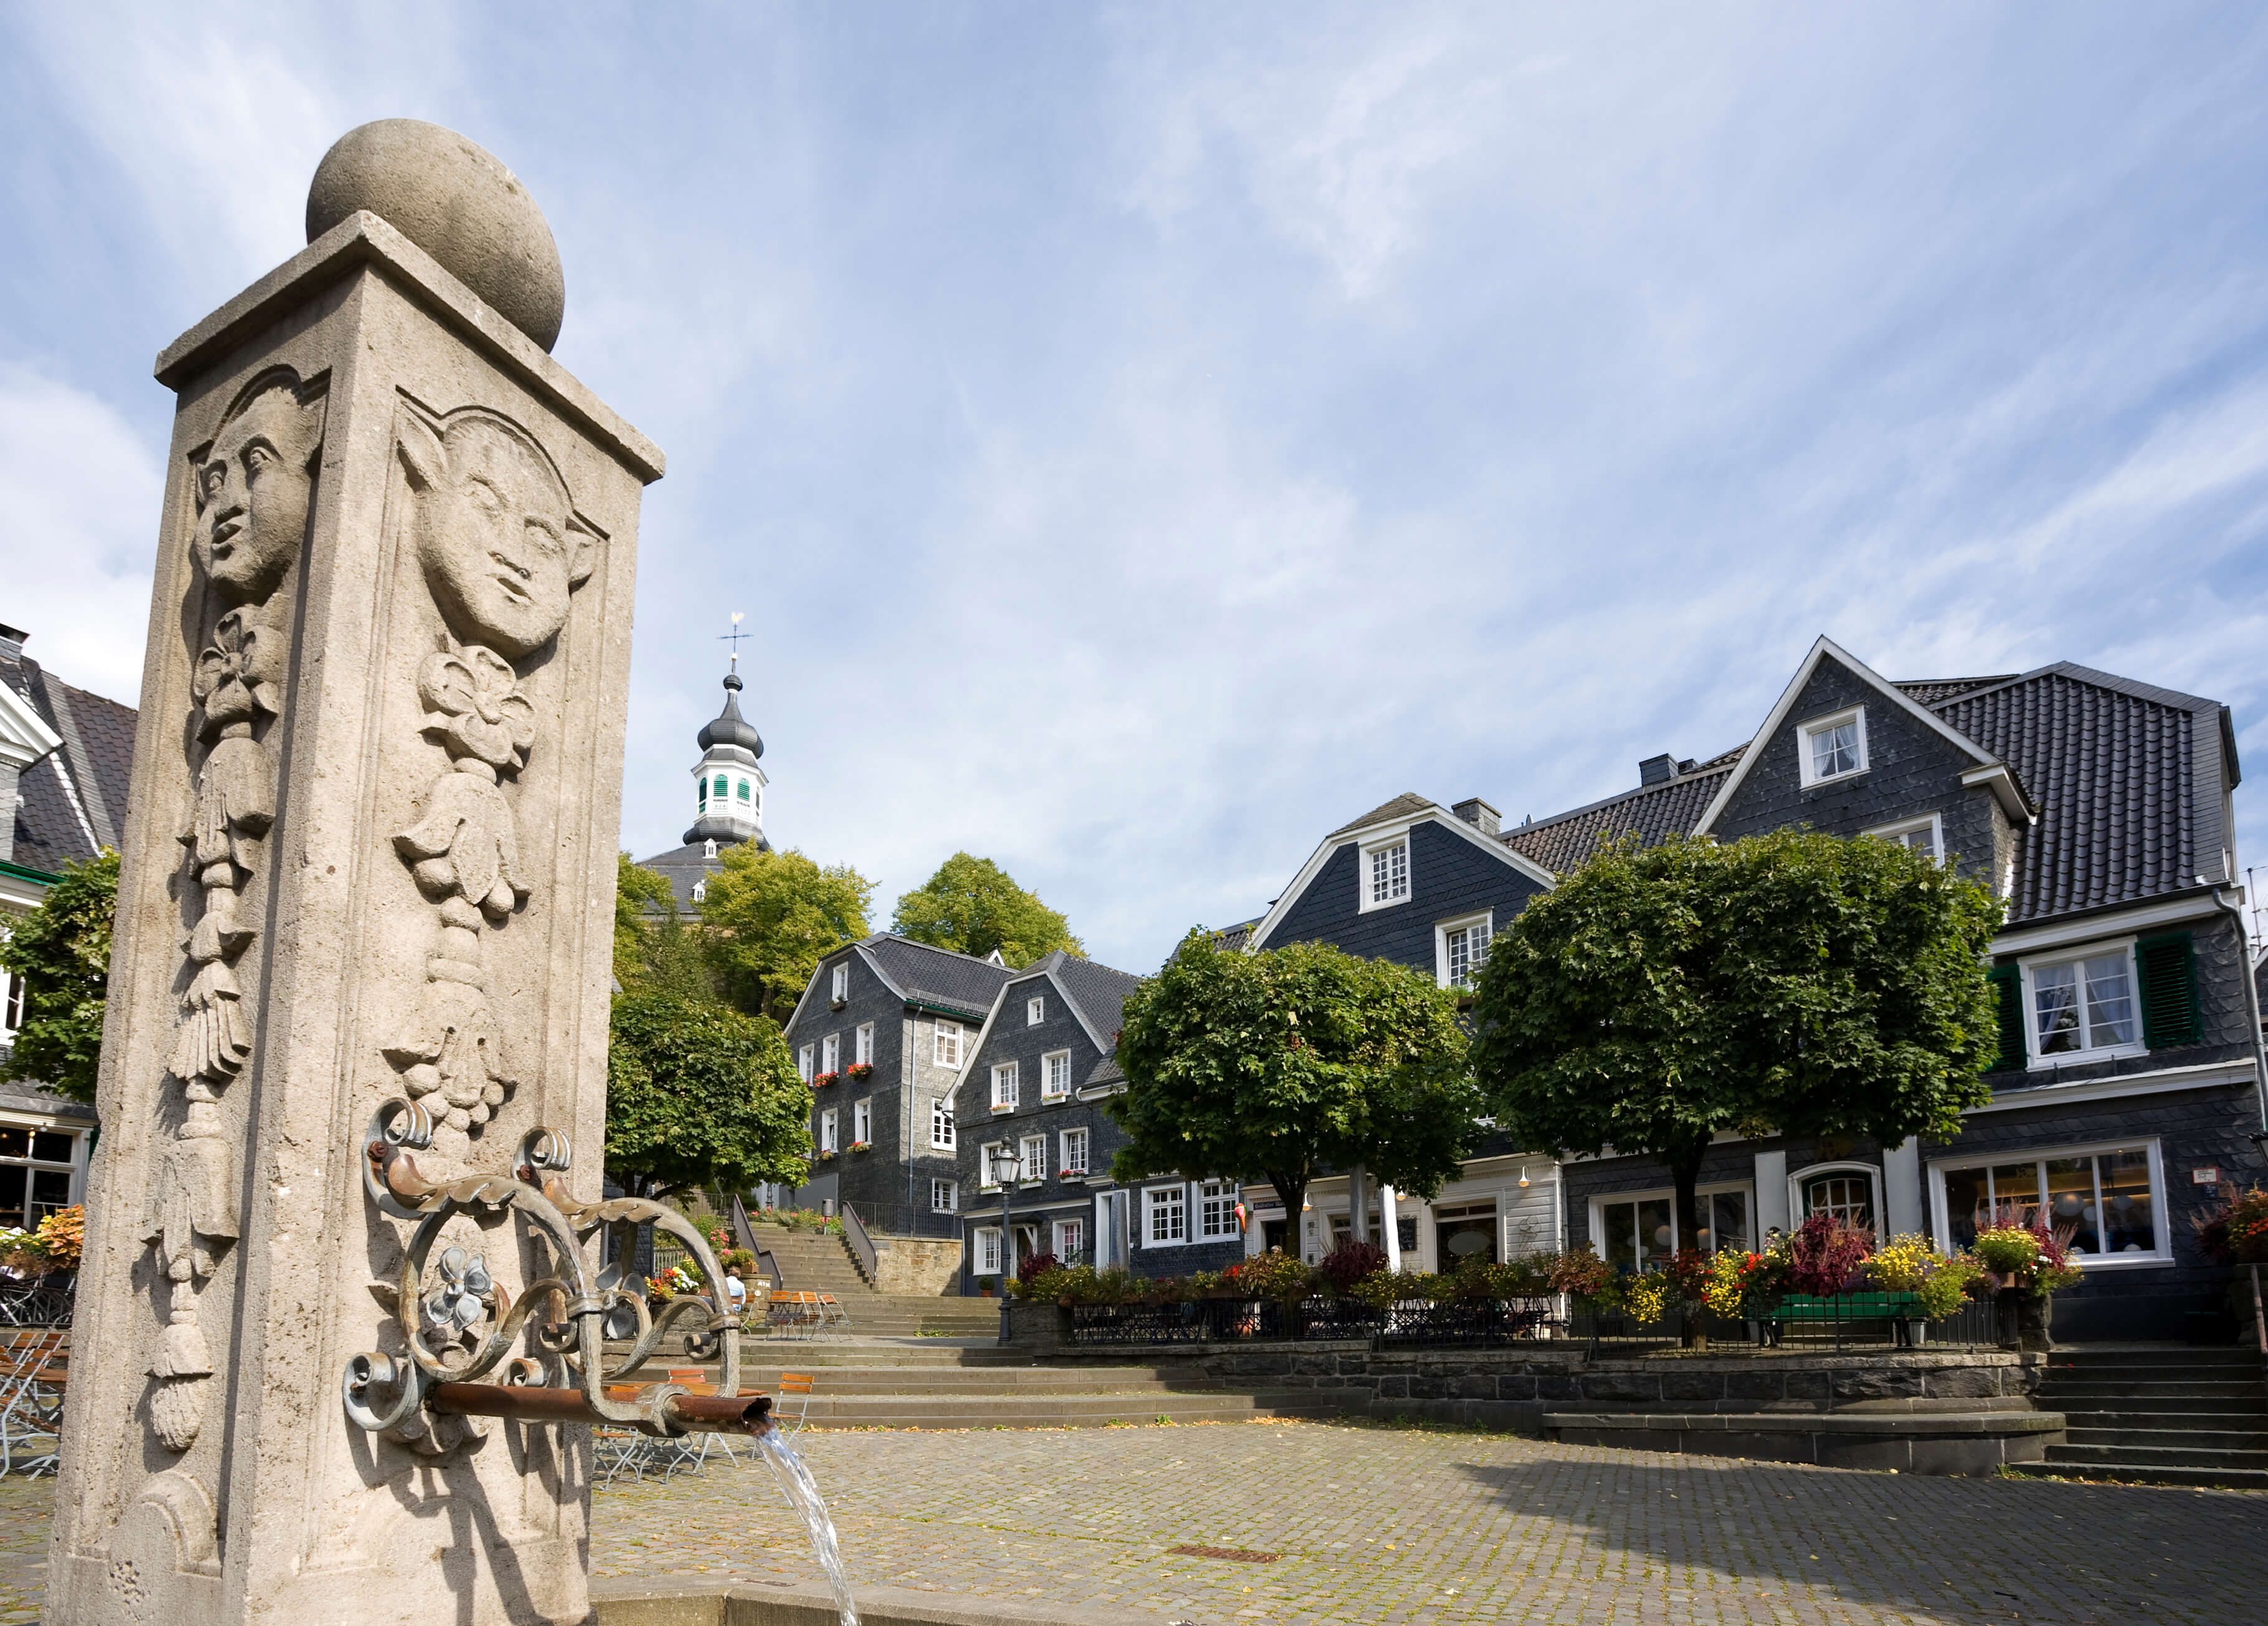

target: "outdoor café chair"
[0,1326,70,1476]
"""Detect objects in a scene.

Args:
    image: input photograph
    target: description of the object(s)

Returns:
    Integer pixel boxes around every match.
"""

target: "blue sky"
[7,6,2268,971]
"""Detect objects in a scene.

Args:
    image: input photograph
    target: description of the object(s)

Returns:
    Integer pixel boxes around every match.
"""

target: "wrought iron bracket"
[342,1099,749,1440]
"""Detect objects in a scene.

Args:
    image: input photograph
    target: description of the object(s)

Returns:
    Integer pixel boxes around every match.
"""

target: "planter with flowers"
[847,1062,875,1084]
[1972,1218,2082,1350]
[849,1140,872,1153]
[814,1147,837,1162]
[2194,1183,2268,1345]
[809,1071,840,1090]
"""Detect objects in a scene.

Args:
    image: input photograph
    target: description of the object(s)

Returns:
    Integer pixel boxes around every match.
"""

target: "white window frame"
[1588,1181,1756,1271]
[690,879,706,903]
[991,1061,1021,1111]
[852,1097,872,1145]
[1928,1137,2169,1268]
[933,1021,963,1069]
[1797,705,1869,787]
[1358,834,1412,913]
[2019,937,2146,1069]
[797,1044,814,1084]
[1144,1183,1187,1246]
[855,1022,874,1066]
[1017,1134,1047,1183]
[818,1108,838,1153]
[1434,910,1494,990]
[1040,1049,1072,1100]
[1060,1127,1089,1177]
[830,962,850,1003]
[1197,1179,1239,1240]
[820,1032,840,1074]
[1027,996,1045,1026]
[1789,1161,1881,1229]
[974,1226,1002,1275]
[1054,1217,1084,1258]
[930,1097,955,1150]
[979,1140,1006,1191]
[1864,812,1943,863]
[931,1178,958,1215]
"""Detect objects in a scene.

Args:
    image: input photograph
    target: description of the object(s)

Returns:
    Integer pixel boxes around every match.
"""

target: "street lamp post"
[989,1142,1021,1345]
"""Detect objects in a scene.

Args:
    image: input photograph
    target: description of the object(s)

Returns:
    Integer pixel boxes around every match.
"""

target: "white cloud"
[0,366,164,705]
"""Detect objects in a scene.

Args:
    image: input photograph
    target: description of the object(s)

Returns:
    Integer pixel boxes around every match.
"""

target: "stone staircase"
[740,1225,999,1337]
[2007,1345,2268,1489]
[621,1340,1348,1429]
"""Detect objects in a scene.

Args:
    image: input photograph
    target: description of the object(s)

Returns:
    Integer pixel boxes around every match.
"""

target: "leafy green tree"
[613,852,676,985]
[1469,829,2004,1253]
[614,853,716,1000]
[0,851,118,1105]
[1107,931,1478,1221]
[605,988,811,1197]
[892,852,1082,967]
[698,845,874,1021]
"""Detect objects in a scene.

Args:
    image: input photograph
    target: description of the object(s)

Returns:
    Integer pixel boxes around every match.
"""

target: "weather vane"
[720,611,747,672]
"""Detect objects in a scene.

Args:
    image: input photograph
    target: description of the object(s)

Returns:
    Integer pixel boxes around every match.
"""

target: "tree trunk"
[1266,1170,1309,1260]
[1668,1144,1708,1350]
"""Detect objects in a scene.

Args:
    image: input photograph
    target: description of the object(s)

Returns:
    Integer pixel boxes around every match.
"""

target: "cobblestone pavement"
[0,1423,2257,1624]
[592,1419,2266,1624]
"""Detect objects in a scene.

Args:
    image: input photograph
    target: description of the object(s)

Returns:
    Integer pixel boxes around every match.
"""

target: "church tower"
[683,666,769,849]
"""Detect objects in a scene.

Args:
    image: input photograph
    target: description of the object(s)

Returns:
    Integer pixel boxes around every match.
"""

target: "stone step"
[2052,1438,2268,1467]
[2004,1460,2268,1491]
[783,1390,1347,1429]
[2045,1347,2261,1364]
[2067,1425,2268,1450]
[2037,1380,2266,1400]
[703,1366,1239,1396]
[2058,1411,2268,1434]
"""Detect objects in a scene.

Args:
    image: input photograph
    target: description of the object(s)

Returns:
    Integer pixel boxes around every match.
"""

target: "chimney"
[0,624,24,666]
[1638,754,1677,786]
[1451,797,1500,837]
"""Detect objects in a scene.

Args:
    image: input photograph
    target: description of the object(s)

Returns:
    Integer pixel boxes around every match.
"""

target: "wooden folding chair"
[0,1327,67,1477]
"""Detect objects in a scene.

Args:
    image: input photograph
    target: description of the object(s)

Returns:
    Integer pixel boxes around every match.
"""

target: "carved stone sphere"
[307,120,566,352]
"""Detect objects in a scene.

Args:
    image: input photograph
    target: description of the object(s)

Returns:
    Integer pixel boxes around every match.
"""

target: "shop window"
[0,1128,74,1231]
[1936,1142,2162,1259]
[1593,1185,1751,1272]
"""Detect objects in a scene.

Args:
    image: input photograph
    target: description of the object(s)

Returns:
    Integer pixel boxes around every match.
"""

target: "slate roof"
[1495,656,2237,929]
[860,935,1017,1019]
[1933,663,2233,923]
[1212,918,1261,955]
[1328,792,1436,840]
[3,638,136,873]
[0,1082,95,1126]
[637,840,726,913]
[1500,763,1734,875]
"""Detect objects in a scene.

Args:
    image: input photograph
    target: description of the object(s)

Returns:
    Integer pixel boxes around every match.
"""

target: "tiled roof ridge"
[1504,756,1736,836]
[868,931,1018,973]
[1327,792,1437,840]
[1931,660,2226,719]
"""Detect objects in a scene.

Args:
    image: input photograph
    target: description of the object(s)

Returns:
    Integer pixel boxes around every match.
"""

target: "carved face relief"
[398,411,595,660]
[193,384,324,607]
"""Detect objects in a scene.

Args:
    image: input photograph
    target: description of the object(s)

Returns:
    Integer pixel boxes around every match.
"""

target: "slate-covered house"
[0,624,123,1225]
[941,950,1190,1289]
[1493,637,2264,1342]
[781,934,1014,1237]
[1235,792,1566,1271]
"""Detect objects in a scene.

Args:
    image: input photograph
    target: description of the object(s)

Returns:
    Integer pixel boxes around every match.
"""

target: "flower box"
[1059,1170,1083,1180]
[850,1140,872,1153]
[846,1063,875,1082]
[816,1148,837,1160]
[810,1072,840,1090]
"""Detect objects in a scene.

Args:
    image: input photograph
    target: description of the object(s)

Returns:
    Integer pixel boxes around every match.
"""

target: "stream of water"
[753,1427,859,1626]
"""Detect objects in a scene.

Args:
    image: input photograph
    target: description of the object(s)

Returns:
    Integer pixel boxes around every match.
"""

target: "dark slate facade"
[1514,638,2265,1342]
[780,935,1013,1239]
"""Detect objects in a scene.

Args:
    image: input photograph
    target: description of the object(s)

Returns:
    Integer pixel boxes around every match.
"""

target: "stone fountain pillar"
[47,121,661,1626]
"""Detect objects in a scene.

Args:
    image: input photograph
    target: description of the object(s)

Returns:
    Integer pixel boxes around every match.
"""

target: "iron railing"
[0,1276,72,1328]
[1573,1292,2004,1354]
[839,1201,878,1284]
[1373,1296,1560,1348]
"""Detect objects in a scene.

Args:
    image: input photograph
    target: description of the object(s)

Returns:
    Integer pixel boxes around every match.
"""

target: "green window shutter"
[1986,965,2024,1071]
[2136,931,2202,1049]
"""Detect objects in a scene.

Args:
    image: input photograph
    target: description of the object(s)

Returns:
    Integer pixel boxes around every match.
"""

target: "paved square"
[591,1419,2263,1624]
[0,1421,2257,1623]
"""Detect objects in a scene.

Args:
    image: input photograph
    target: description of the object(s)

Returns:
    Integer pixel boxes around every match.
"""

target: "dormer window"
[691,880,706,903]
[703,839,718,859]
[1360,837,1410,912]
[1798,706,1867,787]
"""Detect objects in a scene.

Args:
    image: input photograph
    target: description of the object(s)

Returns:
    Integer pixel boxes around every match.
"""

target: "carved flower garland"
[417,647,534,775]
